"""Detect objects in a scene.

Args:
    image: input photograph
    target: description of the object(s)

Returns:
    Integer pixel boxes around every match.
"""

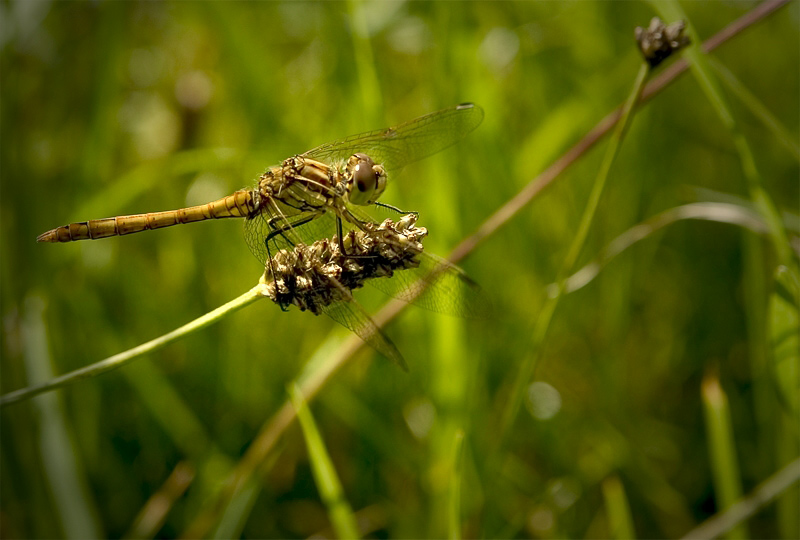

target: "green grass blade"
[680,458,800,539]
[22,296,103,539]
[1,285,263,407]
[701,370,748,540]
[125,462,195,539]
[555,202,784,295]
[706,56,800,162]
[775,416,800,540]
[770,267,800,413]
[211,477,262,540]
[602,476,635,540]
[498,62,651,443]
[652,0,796,269]
[290,384,360,540]
[448,429,466,540]
[770,267,800,538]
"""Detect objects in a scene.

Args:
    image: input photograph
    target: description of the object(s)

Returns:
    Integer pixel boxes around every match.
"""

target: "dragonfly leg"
[263,212,323,312]
[264,213,322,248]
[335,214,378,261]
[277,187,327,215]
[373,201,418,217]
[336,215,346,254]
[263,235,280,308]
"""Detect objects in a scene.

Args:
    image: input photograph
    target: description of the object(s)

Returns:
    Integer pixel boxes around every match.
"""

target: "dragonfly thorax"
[343,153,387,206]
[256,156,340,211]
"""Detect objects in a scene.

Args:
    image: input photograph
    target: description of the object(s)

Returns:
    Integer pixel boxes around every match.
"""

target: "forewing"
[303,103,484,176]
[366,250,490,319]
[321,284,408,371]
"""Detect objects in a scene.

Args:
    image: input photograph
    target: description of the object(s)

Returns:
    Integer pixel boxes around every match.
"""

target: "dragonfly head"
[344,153,387,206]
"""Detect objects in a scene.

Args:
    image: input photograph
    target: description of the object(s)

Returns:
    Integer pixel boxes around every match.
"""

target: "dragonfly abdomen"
[37,190,256,243]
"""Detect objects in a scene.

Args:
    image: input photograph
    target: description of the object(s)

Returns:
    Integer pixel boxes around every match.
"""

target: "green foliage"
[1,1,798,538]
[602,476,635,539]
[291,385,359,539]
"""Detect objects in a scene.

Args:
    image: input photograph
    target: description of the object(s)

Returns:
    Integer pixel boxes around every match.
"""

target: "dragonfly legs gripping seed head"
[259,214,428,369]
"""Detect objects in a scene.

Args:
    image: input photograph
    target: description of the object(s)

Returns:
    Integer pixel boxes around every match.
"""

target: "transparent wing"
[244,104,483,264]
[243,186,338,264]
[341,206,490,319]
[247,197,489,320]
[303,103,484,176]
[320,283,408,371]
[366,249,490,320]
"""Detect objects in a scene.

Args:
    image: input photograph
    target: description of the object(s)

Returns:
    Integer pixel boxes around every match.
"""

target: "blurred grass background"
[1,1,798,538]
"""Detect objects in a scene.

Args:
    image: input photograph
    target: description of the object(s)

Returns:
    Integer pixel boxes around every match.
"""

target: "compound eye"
[353,161,375,193]
[345,153,382,205]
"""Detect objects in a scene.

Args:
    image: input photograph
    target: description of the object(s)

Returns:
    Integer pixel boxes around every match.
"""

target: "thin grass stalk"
[22,296,103,539]
[180,337,364,538]
[3,4,788,536]
[705,56,800,161]
[557,202,789,295]
[209,476,263,540]
[742,228,773,494]
[0,285,264,407]
[208,440,285,540]
[498,62,650,442]
[652,1,795,269]
[180,7,789,535]
[651,16,799,472]
[770,267,800,538]
[602,476,635,540]
[290,384,360,540]
[427,132,472,537]
[680,457,800,540]
[775,413,800,539]
[701,371,748,540]
[448,430,466,540]
[124,462,195,540]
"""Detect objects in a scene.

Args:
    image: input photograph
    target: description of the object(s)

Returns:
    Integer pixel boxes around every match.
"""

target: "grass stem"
[1,285,264,408]
[701,370,748,540]
[290,384,360,540]
[498,62,650,442]
[680,457,800,540]
[448,429,466,540]
[602,476,636,539]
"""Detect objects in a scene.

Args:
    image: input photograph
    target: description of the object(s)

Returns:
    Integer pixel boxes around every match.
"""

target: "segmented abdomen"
[37,190,256,243]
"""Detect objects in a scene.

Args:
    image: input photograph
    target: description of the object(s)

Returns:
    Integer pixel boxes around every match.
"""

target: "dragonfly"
[261,213,433,370]
[38,103,486,366]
